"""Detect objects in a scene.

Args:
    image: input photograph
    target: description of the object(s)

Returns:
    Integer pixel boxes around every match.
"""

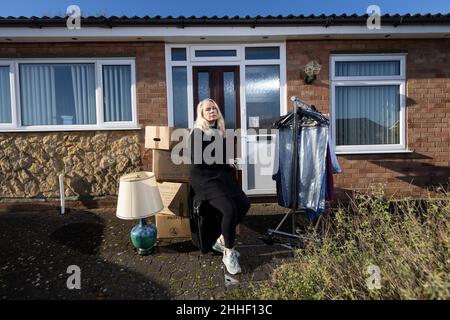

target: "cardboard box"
[152,149,190,182]
[157,181,190,218]
[145,126,174,150]
[156,213,191,239]
[145,126,190,150]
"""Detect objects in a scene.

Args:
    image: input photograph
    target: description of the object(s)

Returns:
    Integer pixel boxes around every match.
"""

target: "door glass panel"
[245,65,280,133]
[197,72,210,102]
[247,135,276,191]
[223,71,236,129]
[172,66,188,128]
[245,65,280,193]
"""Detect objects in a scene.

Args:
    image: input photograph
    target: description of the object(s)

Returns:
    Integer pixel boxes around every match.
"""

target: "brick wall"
[1,39,448,200]
[0,42,166,198]
[286,39,450,198]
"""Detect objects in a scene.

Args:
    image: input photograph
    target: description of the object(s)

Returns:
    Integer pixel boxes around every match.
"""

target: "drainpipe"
[59,173,65,214]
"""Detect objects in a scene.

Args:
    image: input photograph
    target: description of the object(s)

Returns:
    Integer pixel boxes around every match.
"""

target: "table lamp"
[116,171,163,255]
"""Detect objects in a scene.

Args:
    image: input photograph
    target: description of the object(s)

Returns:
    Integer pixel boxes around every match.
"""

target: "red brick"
[287,38,450,198]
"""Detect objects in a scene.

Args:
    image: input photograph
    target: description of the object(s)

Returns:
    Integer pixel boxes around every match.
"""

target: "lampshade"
[116,171,164,220]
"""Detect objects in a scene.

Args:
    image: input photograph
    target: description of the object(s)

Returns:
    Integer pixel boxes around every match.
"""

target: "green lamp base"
[130,218,157,255]
[137,247,154,255]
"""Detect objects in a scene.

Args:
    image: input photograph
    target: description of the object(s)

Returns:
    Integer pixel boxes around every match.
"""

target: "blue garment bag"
[273,125,328,216]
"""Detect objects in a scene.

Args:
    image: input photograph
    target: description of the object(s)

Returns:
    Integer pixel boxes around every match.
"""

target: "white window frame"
[330,54,407,154]
[0,58,138,132]
[98,60,138,129]
[0,62,16,128]
[165,42,286,195]
[331,54,406,81]
[243,45,281,62]
[165,43,286,129]
[190,45,241,62]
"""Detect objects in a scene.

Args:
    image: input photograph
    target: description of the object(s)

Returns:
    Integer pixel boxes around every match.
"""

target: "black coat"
[188,126,240,201]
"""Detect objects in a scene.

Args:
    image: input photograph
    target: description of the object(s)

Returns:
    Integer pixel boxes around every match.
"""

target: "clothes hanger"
[272,98,329,128]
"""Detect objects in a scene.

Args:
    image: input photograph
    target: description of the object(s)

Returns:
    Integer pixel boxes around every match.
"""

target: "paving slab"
[0,204,301,300]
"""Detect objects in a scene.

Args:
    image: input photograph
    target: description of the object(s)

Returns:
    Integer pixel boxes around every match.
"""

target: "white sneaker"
[212,238,240,257]
[222,251,242,275]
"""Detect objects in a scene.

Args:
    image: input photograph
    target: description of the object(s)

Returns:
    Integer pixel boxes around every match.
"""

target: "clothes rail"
[265,96,322,245]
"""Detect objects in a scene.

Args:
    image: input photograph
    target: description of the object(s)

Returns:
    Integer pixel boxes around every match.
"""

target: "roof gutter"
[1,15,450,28]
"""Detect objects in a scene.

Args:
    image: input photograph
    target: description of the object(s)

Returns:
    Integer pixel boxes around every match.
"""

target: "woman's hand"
[226,159,237,169]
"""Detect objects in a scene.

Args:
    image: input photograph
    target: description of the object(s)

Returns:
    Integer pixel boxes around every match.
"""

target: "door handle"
[244,135,274,142]
[256,136,272,142]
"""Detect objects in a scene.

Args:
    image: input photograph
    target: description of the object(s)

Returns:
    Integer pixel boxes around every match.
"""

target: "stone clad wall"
[0,131,142,198]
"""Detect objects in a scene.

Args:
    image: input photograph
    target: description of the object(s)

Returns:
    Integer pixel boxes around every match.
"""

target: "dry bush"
[226,186,450,300]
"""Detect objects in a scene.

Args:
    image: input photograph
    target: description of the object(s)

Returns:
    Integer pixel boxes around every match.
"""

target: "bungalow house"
[0,14,449,202]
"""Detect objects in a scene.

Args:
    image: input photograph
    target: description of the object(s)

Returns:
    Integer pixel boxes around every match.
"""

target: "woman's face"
[202,100,218,123]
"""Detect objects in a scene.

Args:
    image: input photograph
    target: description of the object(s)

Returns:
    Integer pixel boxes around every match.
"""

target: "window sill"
[0,126,142,133]
[335,149,414,155]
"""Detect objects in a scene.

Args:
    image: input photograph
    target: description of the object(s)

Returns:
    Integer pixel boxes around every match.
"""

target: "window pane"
[171,48,187,61]
[0,66,12,123]
[223,71,236,129]
[336,61,400,77]
[20,63,96,126]
[195,50,237,57]
[245,65,280,132]
[335,85,400,145]
[103,65,132,122]
[172,67,188,128]
[245,47,280,60]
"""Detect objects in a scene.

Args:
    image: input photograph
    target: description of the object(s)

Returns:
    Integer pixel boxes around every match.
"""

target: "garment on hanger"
[326,145,334,204]
[328,132,342,174]
[297,126,329,212]
[273,107,329,129]
[272,125,329,213]
[272,126,294,209]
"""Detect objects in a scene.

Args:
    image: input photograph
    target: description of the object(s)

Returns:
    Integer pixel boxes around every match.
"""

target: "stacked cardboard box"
[145,126,192,239]
[145,126,191,182]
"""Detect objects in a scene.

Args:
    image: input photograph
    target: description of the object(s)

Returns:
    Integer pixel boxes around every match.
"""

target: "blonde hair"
[194,98,226,136]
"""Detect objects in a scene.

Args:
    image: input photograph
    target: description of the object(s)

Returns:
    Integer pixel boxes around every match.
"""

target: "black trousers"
[209,190,251,249]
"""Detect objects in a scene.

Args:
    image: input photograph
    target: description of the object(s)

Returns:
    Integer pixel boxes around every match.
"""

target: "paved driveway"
[0,204,296,300]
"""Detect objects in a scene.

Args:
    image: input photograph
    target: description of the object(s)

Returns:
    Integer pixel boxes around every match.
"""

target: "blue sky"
[1,0,450,17]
